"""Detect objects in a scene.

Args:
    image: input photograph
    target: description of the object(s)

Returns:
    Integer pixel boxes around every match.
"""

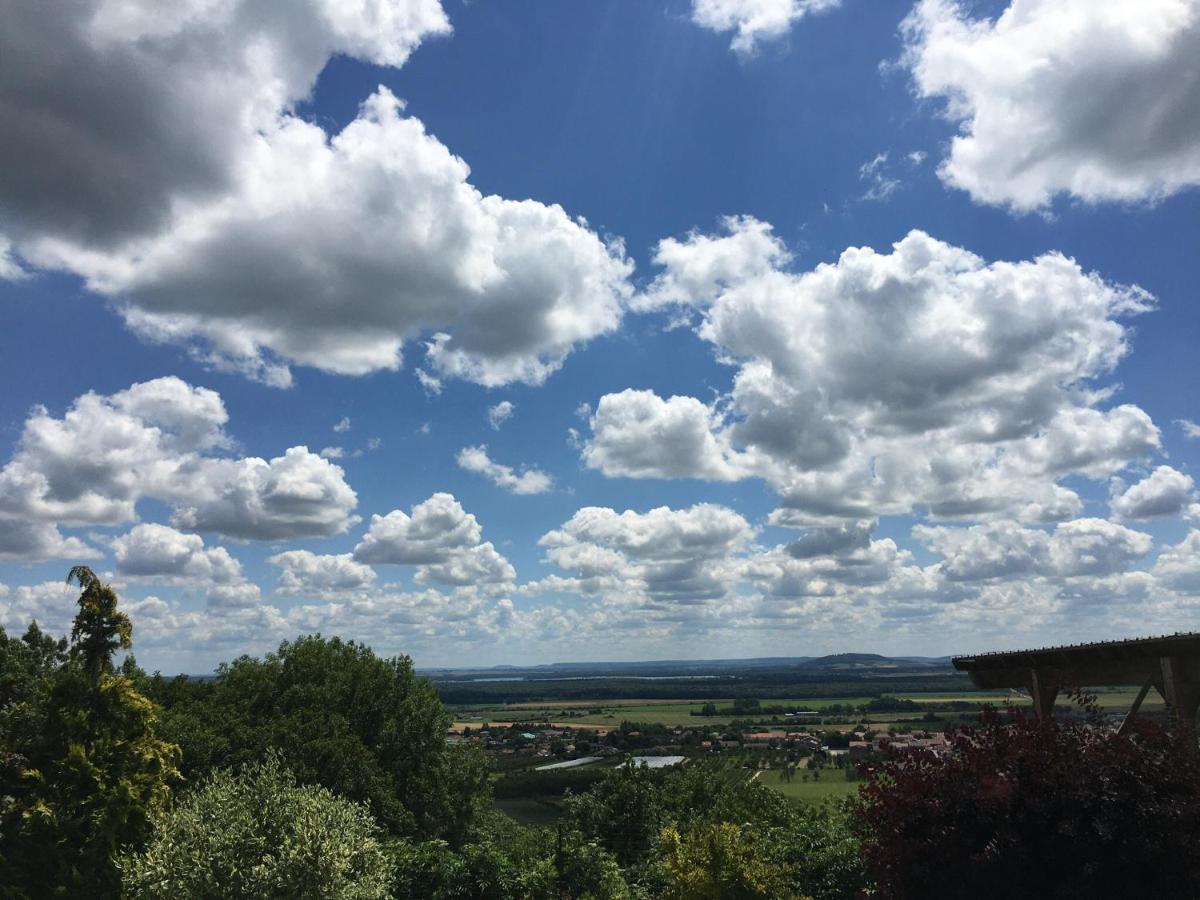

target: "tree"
[760,803,867,900]
[122,754,394,898]
[855,706,1200,899]
[659,823,797,900]
[387,823,629,900]
[0,567,181,898]
[153,634,489,841]
[66,565,131,681]
[564,760,668,867]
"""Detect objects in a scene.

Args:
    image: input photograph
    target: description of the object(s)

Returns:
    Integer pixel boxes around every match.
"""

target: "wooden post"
[1116,673,1155,736]
[1029,668,1059,719]
[1160,656,1200,728]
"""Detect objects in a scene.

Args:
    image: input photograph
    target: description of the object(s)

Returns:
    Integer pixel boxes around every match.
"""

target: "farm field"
[759,770,861,804]
[450,696,884,728]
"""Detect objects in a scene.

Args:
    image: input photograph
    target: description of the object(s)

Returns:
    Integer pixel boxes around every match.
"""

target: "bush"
[660,823,798,900]
[122,755,393,898]
[855,705,1200,899]
[387,826,629,899]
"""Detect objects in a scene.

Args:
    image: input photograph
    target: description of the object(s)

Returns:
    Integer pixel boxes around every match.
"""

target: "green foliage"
[387,822,629,900]
[66,565,132,681]
[151,634,489,841]
[493,764,610,799]
[660,822,798,900]
[122,754,393,898]
[564,760,667,867]
[520,831,631,900]
[760,802,868,900]
[563,759,866,899]
[0,570,181,898]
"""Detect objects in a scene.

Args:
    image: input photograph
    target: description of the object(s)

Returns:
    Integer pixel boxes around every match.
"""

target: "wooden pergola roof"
[952,632,1200,726]
[953,632,1200,689]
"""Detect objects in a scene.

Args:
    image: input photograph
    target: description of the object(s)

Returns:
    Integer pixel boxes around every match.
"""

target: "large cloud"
[534,504,755,609]
[112,523,241,582]
[0,377,358,541]
[3,4,632,387]
[581,390,748,481]
[1110,466,1197,519]
[902,0,1200,212]
[690,0,841,55]
[0,0,449,248]
[1153,531,1200,594]
[915,518,1153,582]
[0,519,98,564]
[352,493,515,587]
[171,447,359,541]
[269,550,377,597]
[590,221,1160,524]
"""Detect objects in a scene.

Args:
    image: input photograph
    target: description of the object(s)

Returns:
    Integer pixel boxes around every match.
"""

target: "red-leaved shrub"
[855,705,1200,899]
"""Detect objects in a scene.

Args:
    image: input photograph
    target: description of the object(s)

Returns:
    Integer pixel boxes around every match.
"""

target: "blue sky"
[1,0,1198,671]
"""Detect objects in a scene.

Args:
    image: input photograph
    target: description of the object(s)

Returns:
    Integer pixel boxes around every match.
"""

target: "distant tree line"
[435,676,970,705]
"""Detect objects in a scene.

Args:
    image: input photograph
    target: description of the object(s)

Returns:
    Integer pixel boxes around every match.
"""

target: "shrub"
[122,755,393,898]
[855,705,1200,899]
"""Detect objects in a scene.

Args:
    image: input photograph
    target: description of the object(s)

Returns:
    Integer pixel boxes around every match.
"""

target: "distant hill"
[797,653,954,670]
[420,652,954,680]
[798,653,905,669]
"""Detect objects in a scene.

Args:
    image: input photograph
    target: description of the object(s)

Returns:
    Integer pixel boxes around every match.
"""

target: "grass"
[759,769,860,804]
[451,696,882,729]
[454,687,1159,732]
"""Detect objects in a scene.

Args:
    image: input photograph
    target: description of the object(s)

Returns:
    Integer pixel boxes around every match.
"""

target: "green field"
[470,686,1158,729]
[758,770,860,804]
[452,696,884,728]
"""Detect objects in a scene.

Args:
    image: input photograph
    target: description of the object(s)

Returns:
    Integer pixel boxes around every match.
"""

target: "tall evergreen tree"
[0,567,180,899]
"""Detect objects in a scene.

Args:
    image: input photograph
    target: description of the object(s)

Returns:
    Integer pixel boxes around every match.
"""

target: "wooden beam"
[1159,655,1200,728]
[1116,673,1155,736]
[1030,668,1059,719]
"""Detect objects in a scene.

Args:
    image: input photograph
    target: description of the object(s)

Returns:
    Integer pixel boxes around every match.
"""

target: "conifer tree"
[0,567,181,898]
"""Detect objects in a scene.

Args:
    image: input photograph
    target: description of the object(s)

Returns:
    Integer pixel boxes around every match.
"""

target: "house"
[745,730,788,742]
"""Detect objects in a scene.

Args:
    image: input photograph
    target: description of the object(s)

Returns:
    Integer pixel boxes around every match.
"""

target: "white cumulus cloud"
[456,446,553,495]
[902,0,1200,212]
[1111,466,1197,519]
[269,550,378,596]
[352,493,515,587]
[0,378,358,542]
[112,523,243,583]
[690,0,841,55]
[595,221,1160,525]
[3,3,632,387]
[915,518,1153,582]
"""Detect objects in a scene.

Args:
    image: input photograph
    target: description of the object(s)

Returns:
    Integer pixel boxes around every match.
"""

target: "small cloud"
[333,416,351,433]
[1178,419,1200,440]
[415,369,443,395]
[417,423,431,436]
[488,401,515,430]
[575,402,592,420]
[319,446,344,459]
[366,436,383,451]
[859,152,900,202]
[457,445,553,495]
[907,150,927,166]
